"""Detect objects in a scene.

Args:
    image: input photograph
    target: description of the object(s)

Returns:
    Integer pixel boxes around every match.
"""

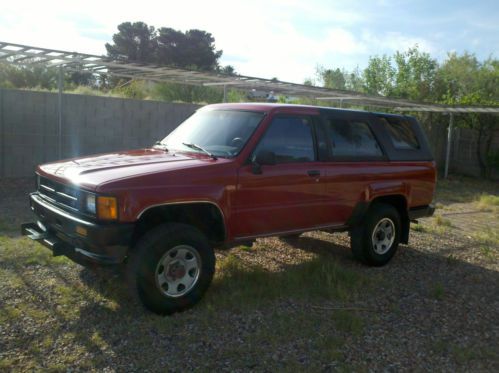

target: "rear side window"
[255,116,315,163]
[325,118,383,158]
[379,116,420,150]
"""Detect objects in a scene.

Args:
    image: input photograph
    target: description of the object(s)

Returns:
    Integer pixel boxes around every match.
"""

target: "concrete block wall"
[0,88,497,179]
[0,88,199,178]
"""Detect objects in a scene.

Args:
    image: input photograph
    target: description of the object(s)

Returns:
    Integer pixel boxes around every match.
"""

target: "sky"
[1,0,498,83]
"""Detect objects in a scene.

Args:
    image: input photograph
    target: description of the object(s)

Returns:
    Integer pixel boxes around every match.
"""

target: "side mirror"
[252,149,276,174]
[255,149,276,165]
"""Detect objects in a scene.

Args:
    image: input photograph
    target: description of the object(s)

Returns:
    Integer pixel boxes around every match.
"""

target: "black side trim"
[408,205,435,221]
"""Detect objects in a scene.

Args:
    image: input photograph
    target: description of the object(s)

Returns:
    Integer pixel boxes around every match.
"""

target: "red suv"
[22,103,436,314]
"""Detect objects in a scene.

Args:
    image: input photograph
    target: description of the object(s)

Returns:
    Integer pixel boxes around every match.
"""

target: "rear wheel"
[126,223,215,315]
[351,203,401,266]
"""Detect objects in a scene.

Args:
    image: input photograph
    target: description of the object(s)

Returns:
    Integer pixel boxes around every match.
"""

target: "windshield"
[159,109,265,158]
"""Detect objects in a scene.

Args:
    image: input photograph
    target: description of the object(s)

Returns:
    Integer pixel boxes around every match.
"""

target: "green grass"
[0,358,15,371]
[239,244,254,252]
[433,215,452,227]
[209,252,369,309]
[480,245,498,262]
[446,254,460,265]
[472,227,499,246]
[477,194,499,213]
[431,283,445,300]
[451,345,498,364]
[411,223,427,232]
[411,220,449,235]
[410,213,454,235]
[0,305,22,323]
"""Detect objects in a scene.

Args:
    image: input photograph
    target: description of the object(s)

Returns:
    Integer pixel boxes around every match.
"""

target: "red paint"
[36,104,436,244]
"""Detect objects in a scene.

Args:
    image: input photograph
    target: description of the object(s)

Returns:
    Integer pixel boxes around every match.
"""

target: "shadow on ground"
[2,231,497,371]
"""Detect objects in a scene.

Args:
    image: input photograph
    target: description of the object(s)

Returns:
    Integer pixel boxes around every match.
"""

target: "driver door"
[231,115,331,239]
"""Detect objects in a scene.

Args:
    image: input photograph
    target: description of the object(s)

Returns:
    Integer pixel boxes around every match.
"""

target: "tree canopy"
[312,45,498,178]
[105,22,223,71]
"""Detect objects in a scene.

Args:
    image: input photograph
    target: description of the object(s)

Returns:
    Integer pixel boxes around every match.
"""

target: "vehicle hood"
[38,148,218,191]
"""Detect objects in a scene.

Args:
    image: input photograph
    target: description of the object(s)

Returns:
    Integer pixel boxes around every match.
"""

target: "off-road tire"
[350,203,401,266]
[126,223,215,315]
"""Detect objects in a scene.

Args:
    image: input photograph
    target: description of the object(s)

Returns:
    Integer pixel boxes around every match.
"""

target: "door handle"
[307,170,321,177]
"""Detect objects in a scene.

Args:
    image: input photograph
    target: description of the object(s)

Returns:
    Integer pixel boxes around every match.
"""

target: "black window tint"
[255,116,315,163]
[326,119,383,158]
[380,116,420,150]
[315,122,329,161]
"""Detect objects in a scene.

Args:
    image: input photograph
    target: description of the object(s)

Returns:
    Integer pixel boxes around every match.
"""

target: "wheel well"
[132,203,226,246]
[370,195,410,244]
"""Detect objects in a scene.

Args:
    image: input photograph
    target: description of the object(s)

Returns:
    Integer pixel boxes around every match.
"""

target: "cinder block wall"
[0,88,200,178]
[0,88,497,179]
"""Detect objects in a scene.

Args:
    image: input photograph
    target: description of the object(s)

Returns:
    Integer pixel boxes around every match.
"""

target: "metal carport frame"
[1,41,498,177]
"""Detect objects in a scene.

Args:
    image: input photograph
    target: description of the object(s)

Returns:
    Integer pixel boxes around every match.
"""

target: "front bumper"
[22,193,134,265]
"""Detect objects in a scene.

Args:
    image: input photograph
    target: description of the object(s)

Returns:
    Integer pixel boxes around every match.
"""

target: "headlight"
[97,196,118,220]
[85,194,96,214]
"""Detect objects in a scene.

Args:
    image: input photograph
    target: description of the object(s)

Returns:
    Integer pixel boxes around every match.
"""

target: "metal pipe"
[0,88,4,178]
[223,84,227,103]
[444,113,454,178]
[58,65,63,159]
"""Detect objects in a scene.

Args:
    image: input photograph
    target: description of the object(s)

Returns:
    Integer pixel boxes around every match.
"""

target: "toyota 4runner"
[22,103,436,314]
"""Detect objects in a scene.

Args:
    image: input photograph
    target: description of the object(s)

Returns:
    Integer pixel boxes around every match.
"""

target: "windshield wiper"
[182,142,217,160]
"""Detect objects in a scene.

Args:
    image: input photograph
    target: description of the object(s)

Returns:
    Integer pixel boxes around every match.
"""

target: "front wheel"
[350,203,401,266]
[126,223,215,315]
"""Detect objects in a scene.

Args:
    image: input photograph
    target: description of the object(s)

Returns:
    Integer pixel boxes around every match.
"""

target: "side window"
[315,121,330,161]
[255,116,315,163]
[326,118,383,158]
[379,116,420,150]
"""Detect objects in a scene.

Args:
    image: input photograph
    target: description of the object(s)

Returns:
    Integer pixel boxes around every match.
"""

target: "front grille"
[38,177,81,212]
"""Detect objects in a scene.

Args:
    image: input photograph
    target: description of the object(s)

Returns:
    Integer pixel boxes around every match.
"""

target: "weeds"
[476,194,499,213]
[446,254,460,265]
[210,253,368,308]
[412,223,427,232]
[434,215,452,227]
[332,310,364,335]
[480,246,498,262]
[410,216,452,235]
[431,283,445,300]
[472,227,499,246]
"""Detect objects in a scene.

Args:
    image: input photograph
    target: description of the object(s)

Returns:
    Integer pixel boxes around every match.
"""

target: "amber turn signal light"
[97,196,118,220]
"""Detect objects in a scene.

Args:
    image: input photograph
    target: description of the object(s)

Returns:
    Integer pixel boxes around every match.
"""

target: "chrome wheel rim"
[371,218,395,255]
[155,245,201,298]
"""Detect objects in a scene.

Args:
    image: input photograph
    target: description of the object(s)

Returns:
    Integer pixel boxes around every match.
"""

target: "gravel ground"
[0,176,498,372]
